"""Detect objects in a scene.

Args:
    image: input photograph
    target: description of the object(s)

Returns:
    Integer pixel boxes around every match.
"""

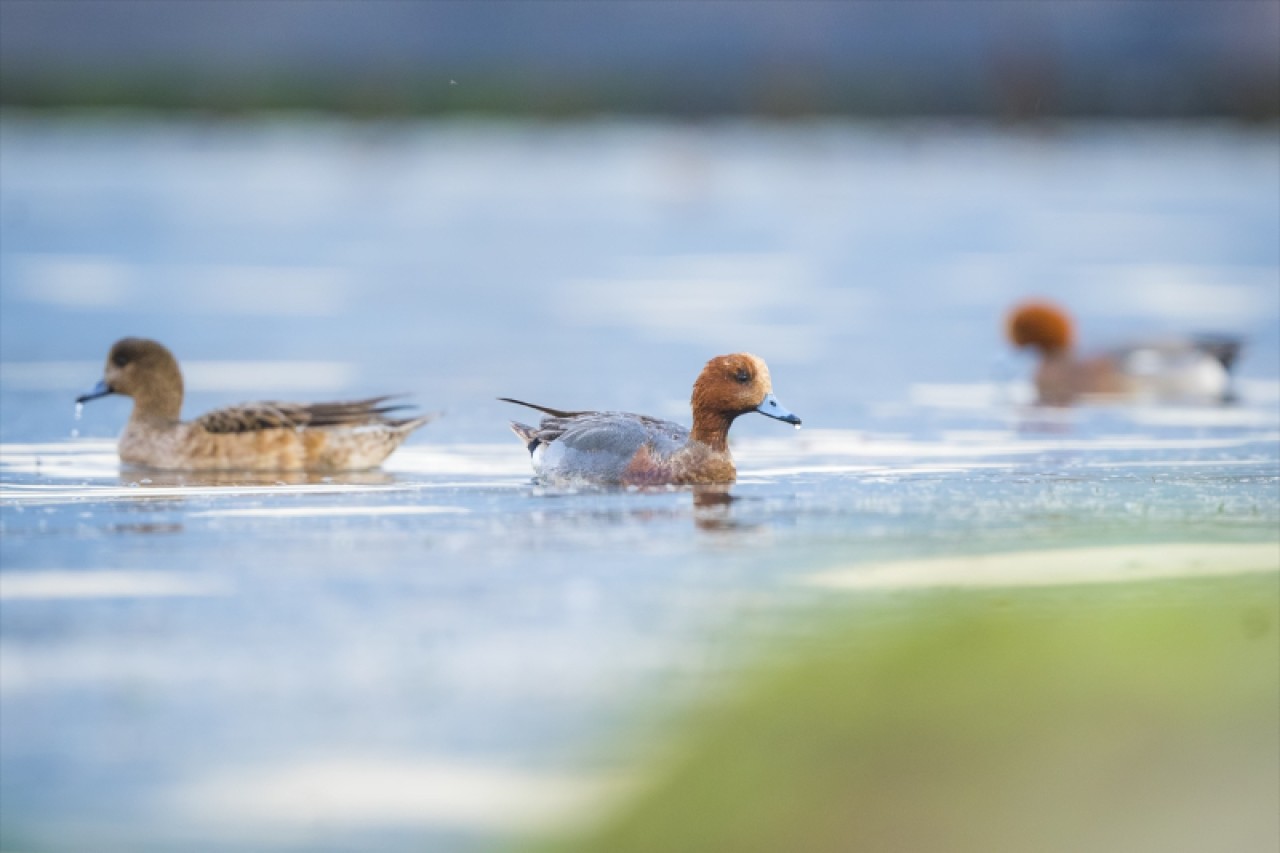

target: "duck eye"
[735,369,750,384]
[111,353,129,368]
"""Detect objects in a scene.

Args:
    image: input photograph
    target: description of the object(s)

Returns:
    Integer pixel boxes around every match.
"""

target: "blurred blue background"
[2,118,1277,445]
[2,0,1278,441]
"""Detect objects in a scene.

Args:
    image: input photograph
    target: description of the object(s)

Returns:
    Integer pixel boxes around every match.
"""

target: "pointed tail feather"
[391,413,437,433]
[509,421,541,454]
[498,397,588,418]
[1192,336,1243,372]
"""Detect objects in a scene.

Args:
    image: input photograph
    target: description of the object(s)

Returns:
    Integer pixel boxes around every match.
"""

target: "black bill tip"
[76,380,114,404]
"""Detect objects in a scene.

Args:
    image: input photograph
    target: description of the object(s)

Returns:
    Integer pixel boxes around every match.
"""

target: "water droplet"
[70,428,79,438]
[794,423,802,431]
[74,402,84,421]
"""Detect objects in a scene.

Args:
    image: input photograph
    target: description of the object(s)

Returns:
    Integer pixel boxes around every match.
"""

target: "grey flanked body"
[501,352,802,487]
[1108,339,1236,401]
[518,412,692,484]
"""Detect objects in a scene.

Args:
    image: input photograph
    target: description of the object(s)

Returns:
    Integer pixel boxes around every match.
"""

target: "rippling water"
[1,116,1278,851]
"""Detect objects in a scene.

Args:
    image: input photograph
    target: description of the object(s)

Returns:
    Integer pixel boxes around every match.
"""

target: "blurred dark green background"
[2,0,1277,119]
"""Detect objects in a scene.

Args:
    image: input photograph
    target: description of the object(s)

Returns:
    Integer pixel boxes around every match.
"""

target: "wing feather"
[527,412,687,454]
[196,396,425,434]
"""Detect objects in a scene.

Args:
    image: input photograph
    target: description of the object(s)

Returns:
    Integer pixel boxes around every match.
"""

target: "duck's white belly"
[1121,349,1229,402]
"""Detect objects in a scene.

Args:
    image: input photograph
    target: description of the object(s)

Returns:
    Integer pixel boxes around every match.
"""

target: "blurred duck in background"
[77,337,431,470]
[1005,301,1241,406]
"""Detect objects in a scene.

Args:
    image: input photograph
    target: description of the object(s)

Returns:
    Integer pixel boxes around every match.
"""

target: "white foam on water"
[804,542,1280,591]
[386,444,532,477]
[168,757,623,833]
[0,482,411,504]
[0,569,233,601]
[191,506,468,519]
[909,381,1035,408]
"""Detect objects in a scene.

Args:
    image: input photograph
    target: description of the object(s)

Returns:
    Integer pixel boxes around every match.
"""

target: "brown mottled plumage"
[194,397,412,434]
[78,337,431,471]
[501,353,801,486]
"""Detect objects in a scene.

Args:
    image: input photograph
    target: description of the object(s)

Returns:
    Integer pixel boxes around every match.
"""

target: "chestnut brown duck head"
[1006,301,1075,356]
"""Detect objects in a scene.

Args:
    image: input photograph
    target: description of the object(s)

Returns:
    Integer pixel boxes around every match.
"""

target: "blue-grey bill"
[756,392,801,425]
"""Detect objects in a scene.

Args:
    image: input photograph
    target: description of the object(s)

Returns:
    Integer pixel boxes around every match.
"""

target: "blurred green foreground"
[539,568,1279,853]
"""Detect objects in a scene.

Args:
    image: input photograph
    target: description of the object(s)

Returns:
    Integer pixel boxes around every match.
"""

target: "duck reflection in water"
[692,485,758,532]
[116,469,397,488]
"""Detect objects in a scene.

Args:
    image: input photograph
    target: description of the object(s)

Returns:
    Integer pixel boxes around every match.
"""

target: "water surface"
[1,116,1278,851]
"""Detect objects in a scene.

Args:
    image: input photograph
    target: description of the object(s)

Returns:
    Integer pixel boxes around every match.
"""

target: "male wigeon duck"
[501,353,801,486]
[77,337,431,471]
[1006,301,1241,406]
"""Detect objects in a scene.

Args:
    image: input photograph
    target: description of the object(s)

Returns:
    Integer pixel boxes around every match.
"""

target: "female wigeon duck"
[77,337,431,471]
[501,352,801,486]
[1006,300,1240,406]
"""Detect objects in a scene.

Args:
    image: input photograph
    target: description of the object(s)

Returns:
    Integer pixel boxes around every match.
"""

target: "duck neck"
[129,376,184,424]
[690,410,735,453]
[1040,343,1073,362]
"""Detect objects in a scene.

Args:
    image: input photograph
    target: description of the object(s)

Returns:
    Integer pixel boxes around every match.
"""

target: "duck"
[1005,301,1240,406]
[501,352,801,486]
[76,337,431,471]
